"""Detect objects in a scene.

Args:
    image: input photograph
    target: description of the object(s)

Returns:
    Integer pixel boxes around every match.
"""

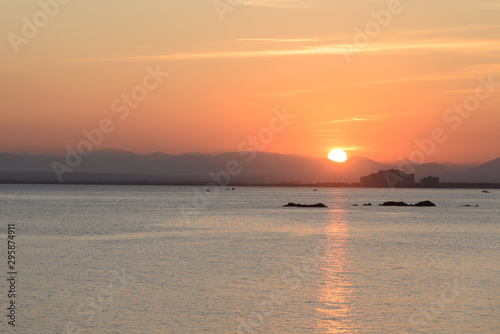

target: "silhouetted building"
[420,175,440,187]
[360,169,415,188]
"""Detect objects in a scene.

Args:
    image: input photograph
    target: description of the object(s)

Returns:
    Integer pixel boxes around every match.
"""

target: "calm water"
[0,185,498,333]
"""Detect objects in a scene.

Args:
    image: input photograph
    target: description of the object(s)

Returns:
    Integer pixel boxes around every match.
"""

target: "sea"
[0,185,498,333]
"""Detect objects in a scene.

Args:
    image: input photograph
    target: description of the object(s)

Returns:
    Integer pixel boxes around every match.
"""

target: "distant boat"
[482,190,490,193]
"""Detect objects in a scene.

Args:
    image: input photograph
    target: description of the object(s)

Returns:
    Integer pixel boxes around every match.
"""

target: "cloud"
[60,38,500,63]
[386,24,500,40]
[342,146,370,151]
[236,38,318,42]
[318,118,368,125]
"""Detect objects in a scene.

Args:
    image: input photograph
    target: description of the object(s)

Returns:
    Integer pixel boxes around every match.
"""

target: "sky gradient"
[1,0,499,163]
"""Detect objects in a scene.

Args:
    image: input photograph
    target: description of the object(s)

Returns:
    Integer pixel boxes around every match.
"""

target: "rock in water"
[283,202,328,208]
[380,201,409,207]
[413,200,436,207]
[380,200,436,207]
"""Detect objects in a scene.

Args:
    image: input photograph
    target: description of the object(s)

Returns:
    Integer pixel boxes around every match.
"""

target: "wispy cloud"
[60,39,500,63]
[342,146,370,151]
[318,118,368,125]
[236,38,318,42]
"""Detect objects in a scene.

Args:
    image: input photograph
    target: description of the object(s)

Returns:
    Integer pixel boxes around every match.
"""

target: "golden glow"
[316,199,354,332]
[328,149,347,163]
[0,2,498,163]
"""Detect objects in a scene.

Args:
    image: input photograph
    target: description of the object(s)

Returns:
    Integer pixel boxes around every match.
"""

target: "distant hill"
[446,157,500,183]
[0,150,498,184]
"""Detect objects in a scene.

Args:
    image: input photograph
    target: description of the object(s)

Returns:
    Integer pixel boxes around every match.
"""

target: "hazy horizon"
[1,146,499,166]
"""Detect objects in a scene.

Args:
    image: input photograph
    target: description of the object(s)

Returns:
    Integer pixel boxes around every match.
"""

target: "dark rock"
[363,203,372,206]
[283,202,328,208]
[352,204,358,206]
[380,201,409,207]
[413,200,436,207]
[380,200,436,207]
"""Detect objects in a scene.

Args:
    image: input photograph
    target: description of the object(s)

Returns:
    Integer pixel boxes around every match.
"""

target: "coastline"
[1,179,499,189]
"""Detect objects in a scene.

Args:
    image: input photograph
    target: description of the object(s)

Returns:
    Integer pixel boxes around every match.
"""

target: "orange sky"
[1,0,499,163]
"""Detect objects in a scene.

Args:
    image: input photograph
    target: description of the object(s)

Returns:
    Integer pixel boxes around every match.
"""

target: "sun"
[328,149,347,163]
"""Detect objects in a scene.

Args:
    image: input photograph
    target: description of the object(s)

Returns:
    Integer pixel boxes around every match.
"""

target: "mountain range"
[0,149,499,185]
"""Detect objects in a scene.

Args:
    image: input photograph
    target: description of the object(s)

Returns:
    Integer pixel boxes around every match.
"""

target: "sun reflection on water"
[315,207,356,333]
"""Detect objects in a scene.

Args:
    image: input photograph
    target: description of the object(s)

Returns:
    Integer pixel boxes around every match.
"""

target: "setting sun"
[328,149,347,163]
